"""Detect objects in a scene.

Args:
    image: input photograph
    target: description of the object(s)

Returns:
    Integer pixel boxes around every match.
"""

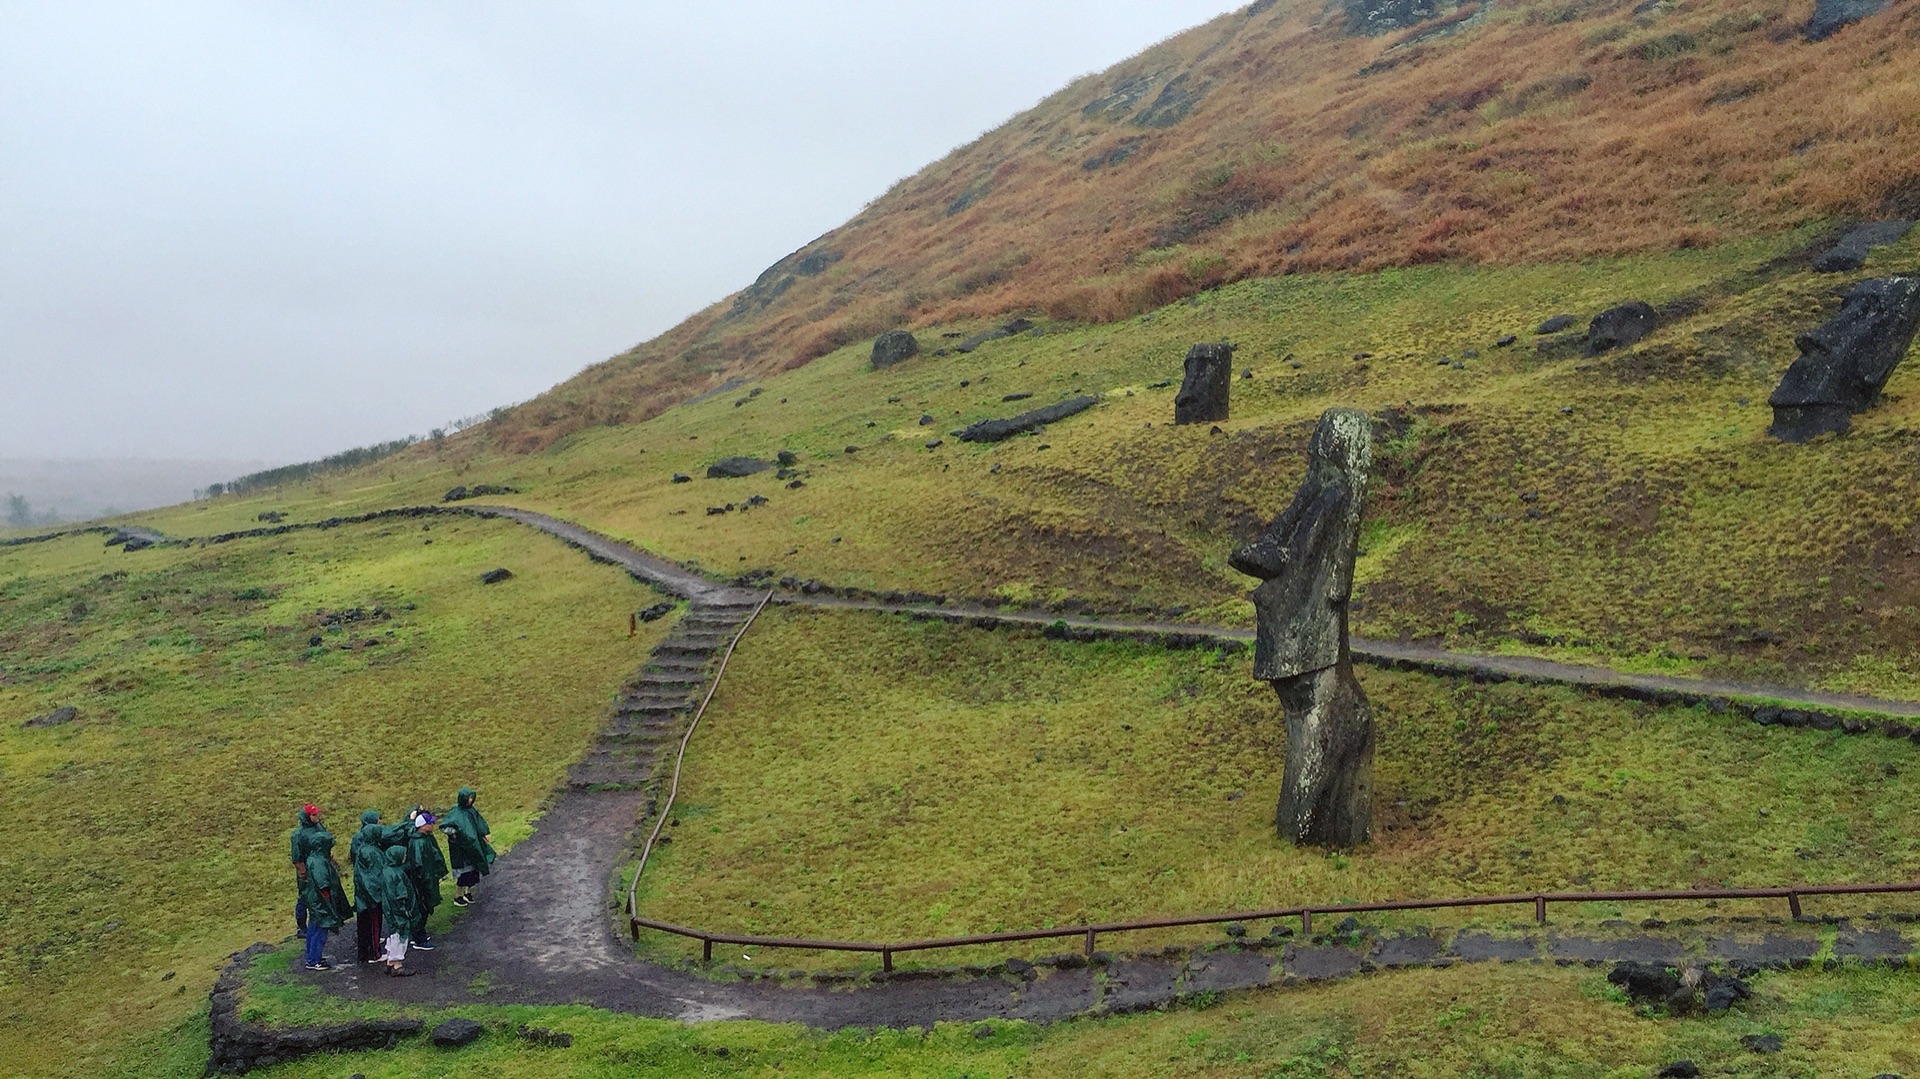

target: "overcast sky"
[0,1,1232,464]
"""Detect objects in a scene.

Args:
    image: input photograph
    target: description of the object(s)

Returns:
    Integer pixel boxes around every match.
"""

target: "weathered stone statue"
[1769,276,1920,442]
[1174,342,1233,424]
[1230,408,1375,848]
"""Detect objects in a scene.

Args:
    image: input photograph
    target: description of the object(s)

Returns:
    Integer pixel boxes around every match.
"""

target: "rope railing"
[630,878,1920,973]
[623,589,774,920]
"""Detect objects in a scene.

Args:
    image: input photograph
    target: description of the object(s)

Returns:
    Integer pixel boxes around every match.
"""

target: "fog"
[1,1,1234,479]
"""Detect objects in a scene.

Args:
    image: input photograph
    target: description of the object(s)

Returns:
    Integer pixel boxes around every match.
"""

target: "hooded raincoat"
[296,835,354,930]
[380,844,421,939]
[350,811,403,911]
[405,821,450,924]
[290,807,330,870]
[440,788,496,877]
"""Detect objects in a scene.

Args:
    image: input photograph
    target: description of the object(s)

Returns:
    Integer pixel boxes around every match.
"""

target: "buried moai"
[1229,407,1375,848]
[1768,276,1920,442]
[1174,342,1234,424]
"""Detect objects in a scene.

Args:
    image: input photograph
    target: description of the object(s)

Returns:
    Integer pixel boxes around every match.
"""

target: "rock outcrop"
[1805,0,1888,40]
[1230,408,1376,848]
[1586,301,1658,354]
[870,330,920,369]
[954,396,1099,443]
[1769,276,1920,442]
[205,944,422,1074]
[1174,343,1233,425]
[706,457,776,479]
[1813,220,1913,272]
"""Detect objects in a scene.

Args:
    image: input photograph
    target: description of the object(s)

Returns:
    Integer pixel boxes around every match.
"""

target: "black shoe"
[411,939,435,951]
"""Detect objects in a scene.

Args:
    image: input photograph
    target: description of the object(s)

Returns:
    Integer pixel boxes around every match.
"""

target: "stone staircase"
[567,590,766,791]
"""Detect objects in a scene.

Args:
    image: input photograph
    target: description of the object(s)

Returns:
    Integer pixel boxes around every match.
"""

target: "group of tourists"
[289,786,497,975]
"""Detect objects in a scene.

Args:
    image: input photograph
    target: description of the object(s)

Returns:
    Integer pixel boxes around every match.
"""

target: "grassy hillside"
[124,225,1920,698]
[632,606,1920,971]
[482,0,1920,450]
[0,520,669,1076]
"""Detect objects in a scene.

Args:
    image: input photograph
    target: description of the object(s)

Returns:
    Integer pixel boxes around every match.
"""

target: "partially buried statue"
[1229,407,1375,848]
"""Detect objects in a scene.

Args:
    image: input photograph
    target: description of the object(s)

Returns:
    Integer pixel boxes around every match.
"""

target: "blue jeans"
[295,898,308,930]
[303,924,328,966]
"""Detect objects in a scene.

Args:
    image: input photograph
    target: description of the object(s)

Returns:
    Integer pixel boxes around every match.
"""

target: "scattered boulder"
[1001,392,1033,402]
[1805,0,1888,40]
[256,511,284,523]
[1586,301,1658,354]
[706,457,776,479]
[954,395,1099,443]
[517,1025,572,1048]
[1174,343,1234,424]
[431,1019,484,1048]
[637,601,675,623]
[1658,1062,1699,1079]
[442,486,468,502]
[1495,335,1517,346]
[1740,1032,1783,1054]
[870,330,921,369]
[1768,276,1920,441]
[671,473,691,484]
[955,318,1037,353]
[1813,220,1913,272]
[776,450,798,466]
[22,705,77,729]
[479,568,513,585]
[1535,314,1577,335]
[1608,961,1751,1015]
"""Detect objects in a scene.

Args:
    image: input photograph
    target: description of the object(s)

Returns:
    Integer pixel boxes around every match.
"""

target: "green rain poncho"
[405,820,449,924]
[440,788,496,877]
[350,811,404,911]
[290,807,330,875]
[380,844,421,939]
[296,835,353,930]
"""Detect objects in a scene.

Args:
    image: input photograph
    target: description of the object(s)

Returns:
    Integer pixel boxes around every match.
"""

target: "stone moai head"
[1769,276,1920,442]
[1174,342,1234,424]
[1230,407,1373,681]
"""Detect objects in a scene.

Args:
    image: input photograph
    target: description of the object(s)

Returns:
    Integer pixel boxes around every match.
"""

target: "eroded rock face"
[1230,408,1375,848]
[706,457,776,479]
[871,330,920,369]
[1805,0,1888,40]
[1769,276,1920,442]
[1586,301,1658,354]
[1174,343,1234,424]
[1813,220,1913,272]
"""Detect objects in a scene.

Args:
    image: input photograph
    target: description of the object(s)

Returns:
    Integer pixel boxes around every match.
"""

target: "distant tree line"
[5,493,64,528]
[205,406,514,498]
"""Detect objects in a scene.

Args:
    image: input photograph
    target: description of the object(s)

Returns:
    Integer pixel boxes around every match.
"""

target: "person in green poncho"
[349,809,404,964]
[295,832,352,971]
[439,787,495,907]
[403,808,448,951]
[378,844,421,976]
[289,803,330,934]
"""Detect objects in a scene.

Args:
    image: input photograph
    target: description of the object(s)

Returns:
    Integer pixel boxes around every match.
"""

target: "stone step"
[653,643,721,658]
[634,670,707,686]
[645,656,711,672]
[617,700,689,715]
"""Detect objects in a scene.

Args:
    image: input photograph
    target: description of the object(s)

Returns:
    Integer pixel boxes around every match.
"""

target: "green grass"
[149,958,1920,1078]
[633,607,1920,971]
[0,520,671,1077]
[97,225,1920,697]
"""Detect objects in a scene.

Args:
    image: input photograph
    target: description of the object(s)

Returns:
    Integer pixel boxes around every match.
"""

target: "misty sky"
[0,1,1233,465]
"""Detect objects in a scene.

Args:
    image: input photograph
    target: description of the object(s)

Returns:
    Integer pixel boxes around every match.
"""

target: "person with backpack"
[403,808,449,951]
[439,787,495,907]
[349,809,401,964]
[295,832,353,971]
[378,843,422,976]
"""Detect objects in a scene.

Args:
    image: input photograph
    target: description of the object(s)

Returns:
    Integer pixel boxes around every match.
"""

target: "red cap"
[303,803,321,817]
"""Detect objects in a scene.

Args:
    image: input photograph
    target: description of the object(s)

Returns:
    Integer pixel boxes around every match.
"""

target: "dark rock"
[1174,342,1234,424]
[256,511,284,523]
[205,943,423,1075]
[925,439,943,449]
[1496,334,1517,346]
[479,568,513,585]
[706,457,776,479]
[1813,220,1912,271]
[637,602,675,622]
[1769,276,1920,441]
[1805,0,1888,39]
[308,636,323,647]
[1535,314,1577,334]
[1002,392,1033,402]
[954,396,1099,443]
[918,414,934,426]
[1658,1062,1699,1079]
[956,327,1010,353]
[871,330,921,369]
[1224,922,1247,938]
[671,473,691,484]
[1607,961,1683,1004]
[1231,409,1375,848]
[443,486,469,502]
[1741,1033,1783,1053]
[22,705,77,729]
[1341,0,1441,35]
[444,484,517,502]
[1004,957,1036,978]
[432,1018,484,1047]
[706,505,732,516]
[775,450,798,467]
[787,480,805,489]
[1586,302,1658,354]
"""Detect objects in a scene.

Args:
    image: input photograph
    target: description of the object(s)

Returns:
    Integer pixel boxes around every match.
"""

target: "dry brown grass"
[489,0,1920,451]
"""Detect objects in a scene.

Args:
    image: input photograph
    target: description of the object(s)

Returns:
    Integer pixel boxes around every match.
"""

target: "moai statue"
[1768,276,1920,442]
[1229,407,1375,848]
[1174,342,1234,424]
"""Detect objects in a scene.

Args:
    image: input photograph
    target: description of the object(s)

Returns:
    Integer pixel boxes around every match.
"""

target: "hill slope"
[492,0,1920,450]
